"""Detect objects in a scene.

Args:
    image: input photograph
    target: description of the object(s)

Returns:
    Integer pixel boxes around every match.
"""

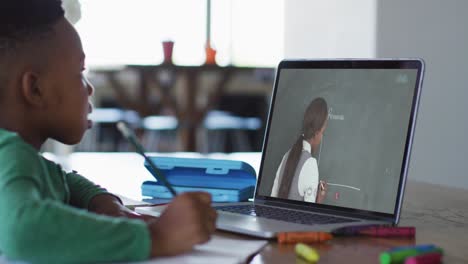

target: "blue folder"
[142,157,256,202]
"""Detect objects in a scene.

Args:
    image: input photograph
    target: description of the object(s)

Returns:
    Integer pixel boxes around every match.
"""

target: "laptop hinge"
[255,199,393,222]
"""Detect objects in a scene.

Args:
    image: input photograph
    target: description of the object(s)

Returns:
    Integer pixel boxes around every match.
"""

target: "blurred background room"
[45,0,468,192]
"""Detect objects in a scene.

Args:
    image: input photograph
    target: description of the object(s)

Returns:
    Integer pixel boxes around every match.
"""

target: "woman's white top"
[271,140,319,202]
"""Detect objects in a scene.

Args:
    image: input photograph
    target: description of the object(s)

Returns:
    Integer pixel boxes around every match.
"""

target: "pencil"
[117,122,177,197]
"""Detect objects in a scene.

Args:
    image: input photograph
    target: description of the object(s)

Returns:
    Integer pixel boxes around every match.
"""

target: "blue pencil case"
[142,157,256,202]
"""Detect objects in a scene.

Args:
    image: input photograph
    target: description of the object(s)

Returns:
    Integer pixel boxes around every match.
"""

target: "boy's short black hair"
[0,0,64,100]
[0,0,64,50]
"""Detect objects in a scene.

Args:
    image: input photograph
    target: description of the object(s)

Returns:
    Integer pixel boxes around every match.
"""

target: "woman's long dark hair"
[278,97,328,199]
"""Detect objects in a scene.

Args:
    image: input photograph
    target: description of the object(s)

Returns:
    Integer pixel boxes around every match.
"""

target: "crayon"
[277,231,333,244]
[389,244,436,253]
[359,226,415,237]
[331,224,387,236]
[404,252,443,264]
[380,247,443,264]
[295,243,320,262]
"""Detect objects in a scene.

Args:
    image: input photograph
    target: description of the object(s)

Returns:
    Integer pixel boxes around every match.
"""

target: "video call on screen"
[258,68,418,214]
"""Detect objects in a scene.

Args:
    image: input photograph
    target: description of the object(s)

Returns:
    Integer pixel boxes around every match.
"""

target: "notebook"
[213,59,425,238]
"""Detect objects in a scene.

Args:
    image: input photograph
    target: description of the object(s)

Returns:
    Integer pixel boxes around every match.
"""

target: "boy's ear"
[20,70,46,108]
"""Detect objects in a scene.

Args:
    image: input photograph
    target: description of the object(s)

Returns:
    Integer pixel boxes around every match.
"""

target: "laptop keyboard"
[215,204,357,225]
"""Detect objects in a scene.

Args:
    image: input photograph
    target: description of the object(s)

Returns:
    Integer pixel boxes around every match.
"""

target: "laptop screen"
[256,59,423,216]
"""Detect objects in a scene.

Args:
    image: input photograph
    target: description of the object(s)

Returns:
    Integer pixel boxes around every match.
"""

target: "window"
[75,0,284,67]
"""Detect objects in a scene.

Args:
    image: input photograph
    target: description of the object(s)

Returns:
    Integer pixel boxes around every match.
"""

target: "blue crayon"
[389,244,436,253]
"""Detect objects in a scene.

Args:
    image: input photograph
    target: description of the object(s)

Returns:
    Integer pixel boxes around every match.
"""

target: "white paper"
[129,235,268,264]
[1,235,267,264]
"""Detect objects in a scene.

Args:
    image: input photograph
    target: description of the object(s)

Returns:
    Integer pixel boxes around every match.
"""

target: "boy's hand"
[148,192,217,257]
[88,194,157,222]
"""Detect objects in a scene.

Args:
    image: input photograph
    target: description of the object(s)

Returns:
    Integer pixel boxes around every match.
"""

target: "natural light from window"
[75,0,284,68]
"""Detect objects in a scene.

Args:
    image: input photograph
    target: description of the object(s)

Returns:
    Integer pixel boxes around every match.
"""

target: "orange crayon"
[277,231,333,244]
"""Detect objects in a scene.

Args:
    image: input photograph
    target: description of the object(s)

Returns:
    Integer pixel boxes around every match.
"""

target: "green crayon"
[379,247,443,264]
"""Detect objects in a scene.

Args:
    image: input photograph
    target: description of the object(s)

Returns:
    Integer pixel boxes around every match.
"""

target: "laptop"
[211,59,425,238]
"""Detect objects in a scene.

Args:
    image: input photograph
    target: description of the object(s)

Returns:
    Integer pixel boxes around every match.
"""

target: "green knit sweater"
[0,129,150,263]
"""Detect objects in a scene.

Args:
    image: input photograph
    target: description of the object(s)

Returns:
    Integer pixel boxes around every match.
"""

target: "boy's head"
[0,0,94,149]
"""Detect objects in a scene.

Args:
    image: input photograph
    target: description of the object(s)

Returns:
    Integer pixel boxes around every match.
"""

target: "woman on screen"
[271,97,328,203]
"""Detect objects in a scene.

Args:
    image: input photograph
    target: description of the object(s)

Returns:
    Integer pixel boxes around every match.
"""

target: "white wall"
[376,0,468,189]
[284,0,376,58]
[284,0,468,189]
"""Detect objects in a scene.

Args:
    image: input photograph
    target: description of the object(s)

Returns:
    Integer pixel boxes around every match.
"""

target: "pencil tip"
[116,122,130,137]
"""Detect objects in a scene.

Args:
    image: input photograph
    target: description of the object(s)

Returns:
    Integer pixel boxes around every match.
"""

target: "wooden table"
[94,65,274,151]
[246,180,468,263]
[58,152,468,263]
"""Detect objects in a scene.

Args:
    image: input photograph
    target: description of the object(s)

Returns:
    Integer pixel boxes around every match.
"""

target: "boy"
[0,1,217,263]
